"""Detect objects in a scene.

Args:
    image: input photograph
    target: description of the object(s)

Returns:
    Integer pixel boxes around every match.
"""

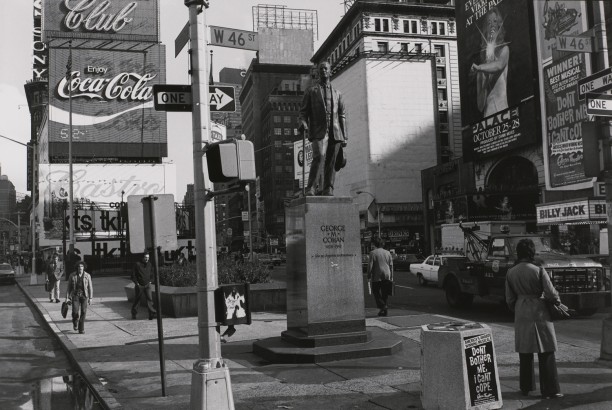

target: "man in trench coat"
[506,238,563,399]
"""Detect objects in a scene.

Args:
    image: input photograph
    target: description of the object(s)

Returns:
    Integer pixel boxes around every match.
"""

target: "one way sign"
[153,84,236,112]
[210,86,235,112]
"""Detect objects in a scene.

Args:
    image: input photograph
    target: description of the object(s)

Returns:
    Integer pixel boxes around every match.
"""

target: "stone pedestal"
[421,322,502,410]
[253,196,402,363]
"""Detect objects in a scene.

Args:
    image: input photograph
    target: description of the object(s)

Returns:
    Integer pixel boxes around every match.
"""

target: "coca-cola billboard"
[48,46,167,161]
[42,0,159,43]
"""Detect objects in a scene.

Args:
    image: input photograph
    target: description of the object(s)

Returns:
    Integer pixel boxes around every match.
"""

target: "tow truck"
[438,222,607,315]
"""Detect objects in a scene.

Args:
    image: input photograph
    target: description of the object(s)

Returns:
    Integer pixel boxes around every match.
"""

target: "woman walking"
[66,261,93,334]
[46,253,64,303]
[505,238,563,399]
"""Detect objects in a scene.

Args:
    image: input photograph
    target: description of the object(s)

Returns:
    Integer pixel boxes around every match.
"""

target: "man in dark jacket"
[131,252,157,320]
[298,61,348,196]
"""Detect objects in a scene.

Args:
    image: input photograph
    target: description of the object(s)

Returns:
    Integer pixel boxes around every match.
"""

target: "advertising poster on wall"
[533,0,592,190]
[456,0,539,161]
[293,139,313,188]
[41,0,160,43]
[48,46,167,161]
[38,163,175,241]
[535,0,588,65]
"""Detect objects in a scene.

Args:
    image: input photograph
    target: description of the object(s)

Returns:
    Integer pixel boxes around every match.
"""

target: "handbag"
[44,280,51,292]
[61,300,71,319]
[540,268,571,321]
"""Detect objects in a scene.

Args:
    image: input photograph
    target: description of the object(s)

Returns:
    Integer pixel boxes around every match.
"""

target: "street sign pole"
[143,195,167,397]
[185,1,235,409]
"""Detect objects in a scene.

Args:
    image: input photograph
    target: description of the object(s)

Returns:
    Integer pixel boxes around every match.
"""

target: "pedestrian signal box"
[206,139,256,183]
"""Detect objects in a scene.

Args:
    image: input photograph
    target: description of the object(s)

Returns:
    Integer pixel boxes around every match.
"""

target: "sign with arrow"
[153,85,235,112]
[209,86,236,112]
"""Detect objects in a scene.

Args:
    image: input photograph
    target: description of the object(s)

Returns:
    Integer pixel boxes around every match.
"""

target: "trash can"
[421,322,502,410]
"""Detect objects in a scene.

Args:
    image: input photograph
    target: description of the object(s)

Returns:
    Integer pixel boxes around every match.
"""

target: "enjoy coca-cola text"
[57,71,156,101]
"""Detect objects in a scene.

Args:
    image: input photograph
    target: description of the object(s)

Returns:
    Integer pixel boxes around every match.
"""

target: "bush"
[158,258,271,287]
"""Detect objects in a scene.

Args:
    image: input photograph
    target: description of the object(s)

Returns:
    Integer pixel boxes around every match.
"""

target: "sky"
[0,0,346,201]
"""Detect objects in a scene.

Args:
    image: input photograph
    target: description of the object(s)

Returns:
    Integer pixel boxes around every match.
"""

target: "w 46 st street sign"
[153,84,236,112]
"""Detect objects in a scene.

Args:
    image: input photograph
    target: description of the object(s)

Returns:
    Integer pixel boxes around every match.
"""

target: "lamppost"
[356,190,381,238]
[0,133,38,284]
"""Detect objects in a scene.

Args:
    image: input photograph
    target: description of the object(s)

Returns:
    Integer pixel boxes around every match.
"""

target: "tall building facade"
[312,0,460,253]
[239,18,315,250]
[422,0,610,255]
[0,175,17,220]
[24,0,175,258]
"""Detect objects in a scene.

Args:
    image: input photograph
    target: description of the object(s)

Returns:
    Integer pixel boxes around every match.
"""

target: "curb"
[16,278,123,410]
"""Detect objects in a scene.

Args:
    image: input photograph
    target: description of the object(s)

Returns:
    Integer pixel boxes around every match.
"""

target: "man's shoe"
[55,299,60,303]
[79,330,85,334]
[305,188,316,196]
[544,393,564,399]
[131,312,137,319]
[149,314,157,320]
[322,188,333,196]
[73,324,78,331]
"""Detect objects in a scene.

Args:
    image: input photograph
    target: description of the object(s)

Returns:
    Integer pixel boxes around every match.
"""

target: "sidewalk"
[17,274,612,409]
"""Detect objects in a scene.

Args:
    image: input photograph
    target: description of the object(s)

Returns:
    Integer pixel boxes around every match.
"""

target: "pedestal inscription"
[284,196,365,346]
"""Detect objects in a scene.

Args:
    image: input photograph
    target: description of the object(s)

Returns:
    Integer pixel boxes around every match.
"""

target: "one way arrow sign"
[209,86,236,112]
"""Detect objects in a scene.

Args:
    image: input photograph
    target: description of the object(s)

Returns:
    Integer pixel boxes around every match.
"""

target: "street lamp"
[356,190,381,238]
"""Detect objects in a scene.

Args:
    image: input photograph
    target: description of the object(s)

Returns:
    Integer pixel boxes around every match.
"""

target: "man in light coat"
[298,61,348,196]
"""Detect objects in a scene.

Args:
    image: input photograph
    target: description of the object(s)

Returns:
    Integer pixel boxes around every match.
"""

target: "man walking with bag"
[131,252,157,320]
[367,236,394,317]
[46,253,64,303]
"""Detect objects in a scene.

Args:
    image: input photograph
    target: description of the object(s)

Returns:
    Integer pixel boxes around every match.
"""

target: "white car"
[409,254,468,286]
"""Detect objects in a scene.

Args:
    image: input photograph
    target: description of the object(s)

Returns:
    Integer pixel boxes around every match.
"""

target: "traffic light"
[206,138,256,183]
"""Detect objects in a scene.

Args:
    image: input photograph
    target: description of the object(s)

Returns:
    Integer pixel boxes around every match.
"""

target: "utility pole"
[185,1,235,409]
[67,41,75,256]
[591,1,612,361]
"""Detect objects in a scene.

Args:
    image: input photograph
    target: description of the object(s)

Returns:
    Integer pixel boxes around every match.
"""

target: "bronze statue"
[298,61,348,196]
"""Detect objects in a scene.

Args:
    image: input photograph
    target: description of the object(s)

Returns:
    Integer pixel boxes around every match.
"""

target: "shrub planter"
[124,282,286,318]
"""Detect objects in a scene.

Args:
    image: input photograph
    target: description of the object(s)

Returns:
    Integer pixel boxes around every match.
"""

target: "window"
[273,115,281,123]
[436,67,446,78]
[434,45,445,57]
[276,215,284,223]
[275,153,282,161]
[431,21,446,36]
[439,111,448,123]
[403,19,419,34]
[438,89,447,101]
[283,128,292,136]
[274,140,282,148]
[374,18,390,32]
[274,128,282,136]
[400,43,408,52]
[377,42,388,53]
[414,43,422,54]
[283,116,291,123]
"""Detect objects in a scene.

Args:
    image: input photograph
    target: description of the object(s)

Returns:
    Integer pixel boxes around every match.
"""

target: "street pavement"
[16,274,612,409]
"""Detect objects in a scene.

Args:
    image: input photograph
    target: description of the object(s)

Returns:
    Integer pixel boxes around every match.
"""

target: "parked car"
[258,254,282,266]
[0,263,16,285]
[393,253,425,271]
[409,254,469,286]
